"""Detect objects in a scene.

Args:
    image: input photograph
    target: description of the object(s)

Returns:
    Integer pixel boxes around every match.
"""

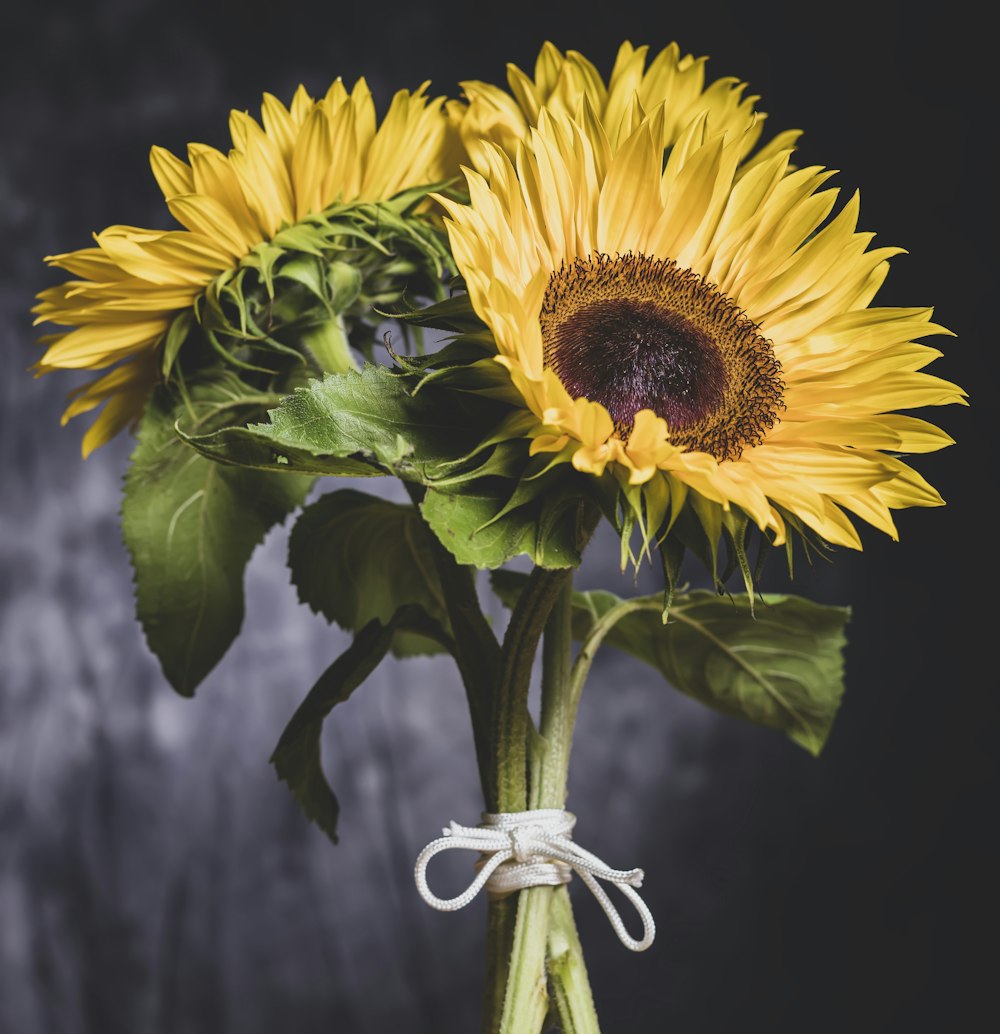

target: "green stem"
[568,598,651,722]
[301,312,358,374]
[403,481,501,799]
[483,896,518,1033]
[483,502,603,1034]
[495,574,602,1033]
[547,887,601,1034]
[535,582,601,1032]
[481,567,571,1034]
[533,574,576,810]
[494,566,572,813]
[498,887,554,1032]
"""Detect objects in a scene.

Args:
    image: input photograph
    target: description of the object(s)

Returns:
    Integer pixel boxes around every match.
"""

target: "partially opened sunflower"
[436,103,965,553]
[33,79,460,455]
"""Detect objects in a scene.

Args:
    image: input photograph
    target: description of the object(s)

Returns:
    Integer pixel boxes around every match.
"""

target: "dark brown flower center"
[540,252,784,461]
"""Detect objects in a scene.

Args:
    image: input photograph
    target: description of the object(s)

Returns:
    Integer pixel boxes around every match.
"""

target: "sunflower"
[436,105,965,552]
[34,79,461,456]
[454,40,800,176]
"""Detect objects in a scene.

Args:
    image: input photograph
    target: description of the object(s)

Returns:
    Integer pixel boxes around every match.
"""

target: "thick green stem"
[547,888,601,1034]
[301,312,358,374]
[493,574,601,1033]
[535,582,601,1031]
[484,502,603,1034]
[481,567,571,1034]
[431,549,501,800]
[403,481,501,800]
[483,896,518,1034]
[533,575,575,810]
[498,887,554,1032]
[493,566,572,813]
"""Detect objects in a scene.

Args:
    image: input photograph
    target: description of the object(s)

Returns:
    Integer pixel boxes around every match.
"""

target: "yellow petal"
[187,143,261,246]
[166,194,249,260]
[291,106,333,221]
[95,228,228,286]
[149,146,194,199]
[40,319,169,368]
[260,91,298,162]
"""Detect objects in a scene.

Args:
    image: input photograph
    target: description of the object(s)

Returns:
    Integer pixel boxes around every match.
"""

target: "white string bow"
[413,808,655,952]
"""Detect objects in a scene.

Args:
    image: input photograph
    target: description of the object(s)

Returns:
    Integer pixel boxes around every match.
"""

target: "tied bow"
[413,808,655,952]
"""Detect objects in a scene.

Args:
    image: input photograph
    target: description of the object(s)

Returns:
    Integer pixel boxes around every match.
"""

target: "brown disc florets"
[540,252,784,461]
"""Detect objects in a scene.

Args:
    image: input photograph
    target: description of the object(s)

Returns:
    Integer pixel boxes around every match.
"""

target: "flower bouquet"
[32,40,965,1032]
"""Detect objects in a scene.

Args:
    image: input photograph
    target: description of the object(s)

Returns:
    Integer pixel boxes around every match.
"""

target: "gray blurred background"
[1,1,995,1031]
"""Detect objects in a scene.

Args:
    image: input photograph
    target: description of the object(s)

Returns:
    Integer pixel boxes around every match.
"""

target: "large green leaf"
[122,379,310,696]
[491,572,849,754]
[178,422,386,478]
[288,488,454,656]
[257,364,497,474]
[421,479,593,570]
[271,606,443,843]
[181,364,513,484]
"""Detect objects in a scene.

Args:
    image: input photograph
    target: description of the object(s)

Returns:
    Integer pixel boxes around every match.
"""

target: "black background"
[1,1,996,1032]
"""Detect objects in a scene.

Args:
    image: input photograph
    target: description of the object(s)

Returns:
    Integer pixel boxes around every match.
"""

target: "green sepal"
[122,374,311,696]
[420,473,595,570]
[660,534,686,620]
[326,260,364,312]
[240,241,285,298]
[287,488,454,656]
[721,510,756,611]
[491,572,850,755]
[276,254,334,305]
[773,504,837,578]
[690,493,723,587]
[663,503,723,592]
[381,178,458,216]
[270,604,443,843]
[384,289,487,334]
[161,309,194,381]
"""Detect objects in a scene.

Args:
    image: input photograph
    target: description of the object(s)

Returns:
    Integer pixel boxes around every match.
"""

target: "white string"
[413,809,656,952]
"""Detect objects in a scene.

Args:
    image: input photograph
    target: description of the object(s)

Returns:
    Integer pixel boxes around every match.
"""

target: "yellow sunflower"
[454,40,800,175]
[34,79,461,457]
[436,106,965,551]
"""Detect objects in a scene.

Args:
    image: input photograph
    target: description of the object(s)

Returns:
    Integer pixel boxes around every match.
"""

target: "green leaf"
[617,593,849,754]
[490,571,849,754]
[178,423,386,478]
[250,364,509,481]
[271,605,444,843]
[421,478,591,570]
[288,488,454,656]
[122,378,311,696]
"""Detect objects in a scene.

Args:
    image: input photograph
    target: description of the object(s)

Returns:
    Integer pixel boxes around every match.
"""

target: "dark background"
[1,1,996,1031]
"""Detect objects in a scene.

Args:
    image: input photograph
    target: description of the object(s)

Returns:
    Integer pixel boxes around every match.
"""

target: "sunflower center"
[540,252,784,461]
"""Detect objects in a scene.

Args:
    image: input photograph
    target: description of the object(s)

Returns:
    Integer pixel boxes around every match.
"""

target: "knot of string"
[413,809,655,952]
